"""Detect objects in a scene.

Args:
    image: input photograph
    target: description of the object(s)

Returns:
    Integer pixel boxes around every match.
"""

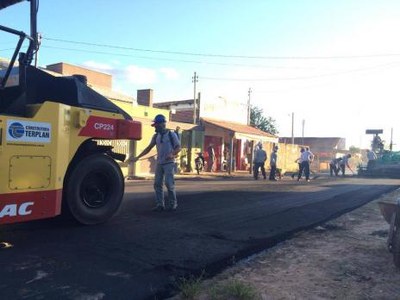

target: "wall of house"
[46,62,112,90]
[200,96,247,125]
[154,101,197,124]
[276,143,303,173]
[170,109,195,123]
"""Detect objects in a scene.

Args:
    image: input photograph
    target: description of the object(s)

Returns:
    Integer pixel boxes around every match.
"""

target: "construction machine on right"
[358,129,400,178]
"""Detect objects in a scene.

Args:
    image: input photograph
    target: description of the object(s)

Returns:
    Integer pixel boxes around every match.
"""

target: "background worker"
[253,143,267,180]
[298,147,314,182]
[329,157,342,176]
[366,149,378,171]
[127,114,181,211]
[339,153,354,176]
[292,147,305,179]
[269,146,279,181]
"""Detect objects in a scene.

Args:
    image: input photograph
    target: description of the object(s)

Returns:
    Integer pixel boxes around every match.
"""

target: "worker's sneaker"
[152,205,165,212]
[166,204,178,211]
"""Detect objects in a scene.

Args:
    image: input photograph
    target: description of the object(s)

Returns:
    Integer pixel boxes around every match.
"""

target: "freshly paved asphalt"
[0,175,399,299]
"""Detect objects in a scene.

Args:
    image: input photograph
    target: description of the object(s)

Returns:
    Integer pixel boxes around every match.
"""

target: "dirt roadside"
[171,187,400,299]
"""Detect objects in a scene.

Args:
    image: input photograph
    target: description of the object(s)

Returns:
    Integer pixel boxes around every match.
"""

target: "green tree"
[250,106,278,135]
[349,145,361,154]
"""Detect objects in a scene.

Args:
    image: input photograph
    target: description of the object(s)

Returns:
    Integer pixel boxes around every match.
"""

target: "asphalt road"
[0,175,399,299]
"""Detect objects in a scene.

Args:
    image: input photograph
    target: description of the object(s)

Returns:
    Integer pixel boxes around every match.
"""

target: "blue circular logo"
[8,122,25,139]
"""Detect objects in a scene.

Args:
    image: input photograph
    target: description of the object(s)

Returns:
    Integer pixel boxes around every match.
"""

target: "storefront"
[201,118,278,173]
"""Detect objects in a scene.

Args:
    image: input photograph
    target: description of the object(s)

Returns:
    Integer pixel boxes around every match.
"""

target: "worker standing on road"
[127,114,181,211]
[269,146,279,181]
[292,147,305,179]
[339,153,354,176]
[298,147,314,182]
[253,143,267,180]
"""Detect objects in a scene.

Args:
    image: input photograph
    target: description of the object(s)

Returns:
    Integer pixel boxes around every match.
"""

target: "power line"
[43,37,400,60]
[0,48,15,52]
[40,45,400,82]
[40,45,324,70]
[201,61,400,82]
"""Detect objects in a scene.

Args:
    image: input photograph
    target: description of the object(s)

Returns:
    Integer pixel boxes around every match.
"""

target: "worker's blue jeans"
[298,161,311,180]
[154,162,177,208]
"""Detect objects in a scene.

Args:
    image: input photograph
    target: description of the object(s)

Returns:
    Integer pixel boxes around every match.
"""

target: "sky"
[1,0,400,150]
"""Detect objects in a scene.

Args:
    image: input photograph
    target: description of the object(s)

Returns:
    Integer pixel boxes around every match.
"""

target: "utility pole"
[192,72,198,124]
[247,87,252,125]
[34,33,42,67]
[291,112,294,145]
[390,127,393,151]
[302,119,305,145]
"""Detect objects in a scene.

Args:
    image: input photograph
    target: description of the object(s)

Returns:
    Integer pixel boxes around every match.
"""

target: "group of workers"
[329,154,354,176]
[254,143,361,181]
[293,147,315,181]
[253,144,315,182]
[252,143,278,181]
[329,150,377,177]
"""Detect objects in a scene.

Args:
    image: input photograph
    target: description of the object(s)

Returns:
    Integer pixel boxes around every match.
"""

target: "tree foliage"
[349,145,361,154]
[250,106,278,135]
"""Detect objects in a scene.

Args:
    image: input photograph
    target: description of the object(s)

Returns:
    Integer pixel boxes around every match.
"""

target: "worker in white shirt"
[339,154,354,176]
[298,147,314,182]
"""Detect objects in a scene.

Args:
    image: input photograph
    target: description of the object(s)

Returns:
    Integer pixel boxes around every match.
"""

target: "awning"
[234,132,278,143]
[202,118,278,143]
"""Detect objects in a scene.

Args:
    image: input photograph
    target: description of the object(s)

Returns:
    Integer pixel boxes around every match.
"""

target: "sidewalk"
[125,170,252,181]
[170,187,400,299]
[125,170,327,182]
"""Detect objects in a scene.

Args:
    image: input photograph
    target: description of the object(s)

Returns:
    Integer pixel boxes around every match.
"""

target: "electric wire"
[43,37,400,60]
[40,45,323,70]
[201,61,400,82]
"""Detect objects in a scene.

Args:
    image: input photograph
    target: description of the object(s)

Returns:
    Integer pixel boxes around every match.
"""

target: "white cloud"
[159,67,179,80]
[80,61,178,87]
[125,65,157,85]
[110,59,121,66]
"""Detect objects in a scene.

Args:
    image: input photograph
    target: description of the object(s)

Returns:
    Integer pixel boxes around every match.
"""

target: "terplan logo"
[6,120,51,143]
[8,122,25,138]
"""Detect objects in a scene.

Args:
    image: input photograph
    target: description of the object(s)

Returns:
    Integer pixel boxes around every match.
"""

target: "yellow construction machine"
[0,0,142,225]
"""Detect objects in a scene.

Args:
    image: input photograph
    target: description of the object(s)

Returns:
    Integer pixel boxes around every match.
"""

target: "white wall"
[200,96,248,124]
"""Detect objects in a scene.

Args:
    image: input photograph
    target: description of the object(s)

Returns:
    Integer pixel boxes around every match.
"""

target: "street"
[0,176,399,299]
